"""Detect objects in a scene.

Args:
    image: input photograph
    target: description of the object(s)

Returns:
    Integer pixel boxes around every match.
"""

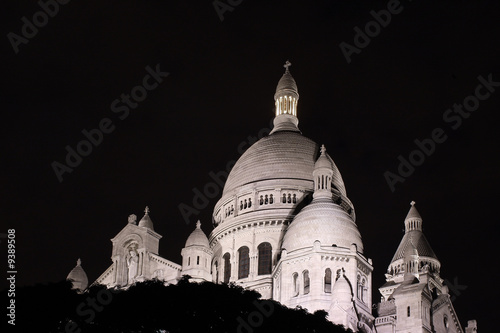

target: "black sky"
[2,0,499,331]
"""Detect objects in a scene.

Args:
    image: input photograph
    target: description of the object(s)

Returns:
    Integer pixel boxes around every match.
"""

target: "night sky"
[3,0,499,330]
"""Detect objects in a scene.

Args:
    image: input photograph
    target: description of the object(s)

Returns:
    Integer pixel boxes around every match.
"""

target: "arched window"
[248,198,252,208]
[324,268,332,293]
[196,256,199,265]
[214,261,219,284]
[223,253,231,283]
[361,278,366,302]
[282,194,286,203]
[303,270,310,294]
[188,257,190,266]
[357,275,362,299]
[287,194,291,203]
[258,242,272,275]
[238,246,250,279]
[292,273,299,296]
[265,195,269,204]
[292,194,297,203]
[240,201,243,210]
[407,306,411,317]
[269,194,274,204]
[260,196,264,205]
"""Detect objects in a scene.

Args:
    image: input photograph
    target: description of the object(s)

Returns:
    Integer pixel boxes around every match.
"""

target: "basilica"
[67,62,477,333]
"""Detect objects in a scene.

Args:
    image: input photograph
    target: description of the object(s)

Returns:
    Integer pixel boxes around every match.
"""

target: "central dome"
[213,63,353,227]
[223,131,320,195]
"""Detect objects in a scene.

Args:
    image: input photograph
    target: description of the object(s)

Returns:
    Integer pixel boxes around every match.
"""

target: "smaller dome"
[282,198,363,253]
[405,201,422,222]
[314,145,334,170]
[185,221,209,248]
[332,271,352,305]
[67,259,88,291]
[138,206,154,230]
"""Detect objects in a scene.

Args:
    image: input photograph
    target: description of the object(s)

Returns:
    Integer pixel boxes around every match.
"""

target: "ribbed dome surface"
[67,259,88,291]
[315,151,333,169]
[223,131,346,196]
[274,69,299,100]
[185,222,209,248]
[138,214,154,230]
[391,231,437,263]
[282,198,363,253]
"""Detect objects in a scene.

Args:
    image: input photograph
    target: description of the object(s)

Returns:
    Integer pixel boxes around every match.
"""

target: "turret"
[67,258,88,293]
[313,145,334,199]
[270,61,301,133]
[181,221,213,282]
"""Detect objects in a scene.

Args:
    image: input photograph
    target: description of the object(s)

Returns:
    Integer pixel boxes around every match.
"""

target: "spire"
[405,201,422,232]
[312,144,334,199]
[196,220,201,229]
[270,61,300,134]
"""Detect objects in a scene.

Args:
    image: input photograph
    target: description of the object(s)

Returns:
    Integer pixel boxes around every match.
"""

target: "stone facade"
[69,63,476,332]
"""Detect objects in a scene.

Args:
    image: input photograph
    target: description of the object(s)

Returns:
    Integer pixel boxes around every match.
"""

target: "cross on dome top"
[284,60,292,71]
[320,144,326,155]
[77,258,81,266]
[196,220,201,229]
[410,201,416,206]
[144,206,150,214]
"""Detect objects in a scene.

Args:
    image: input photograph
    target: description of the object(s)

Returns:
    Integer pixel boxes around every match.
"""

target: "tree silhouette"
[5,277,352,333]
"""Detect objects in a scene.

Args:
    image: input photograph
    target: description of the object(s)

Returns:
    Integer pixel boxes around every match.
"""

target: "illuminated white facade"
[70,63,477,332]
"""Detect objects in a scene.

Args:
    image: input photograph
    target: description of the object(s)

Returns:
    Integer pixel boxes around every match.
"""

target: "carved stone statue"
[127,249,139,283]
[128,214,137,224]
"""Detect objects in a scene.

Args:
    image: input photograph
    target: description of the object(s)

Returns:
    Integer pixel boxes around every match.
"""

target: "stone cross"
[284,60,292,70]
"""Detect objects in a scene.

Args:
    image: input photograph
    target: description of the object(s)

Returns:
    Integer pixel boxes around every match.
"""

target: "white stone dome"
[138,206,154,230]
[282,197,363,253]
[222,131,346,197]
[66,259,88,291]
[185,221,209,248]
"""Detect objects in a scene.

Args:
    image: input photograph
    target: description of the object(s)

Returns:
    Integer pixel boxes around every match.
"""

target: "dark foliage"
[5,277,352,333]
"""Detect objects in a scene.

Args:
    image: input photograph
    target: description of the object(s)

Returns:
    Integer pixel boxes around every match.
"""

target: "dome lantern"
[405,201,422,233]
[313,144,334,199]
[271,61,300,134]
